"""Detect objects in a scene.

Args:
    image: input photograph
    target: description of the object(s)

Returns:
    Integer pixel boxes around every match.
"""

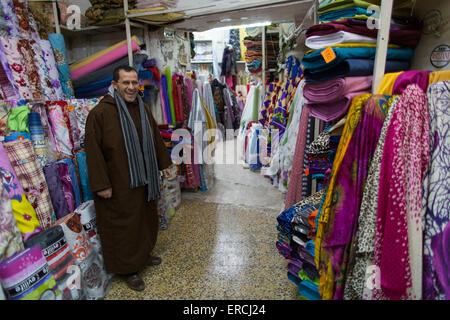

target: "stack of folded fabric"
[279,190,324,300]
[71,37,145,99]
[302,0,420,121]
[134,0,178,10]
[85,0,137,26]
[243,35,263,74]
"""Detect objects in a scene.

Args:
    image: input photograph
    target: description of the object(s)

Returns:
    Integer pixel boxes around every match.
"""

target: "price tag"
[305,168,310,176]
[68,105,74,111]
[321,47,336,64]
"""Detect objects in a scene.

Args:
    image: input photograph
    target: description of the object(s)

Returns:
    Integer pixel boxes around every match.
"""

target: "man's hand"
[97,188,112,199]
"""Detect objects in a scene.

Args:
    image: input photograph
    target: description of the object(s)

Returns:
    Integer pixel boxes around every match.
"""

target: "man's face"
[112,69,139,103]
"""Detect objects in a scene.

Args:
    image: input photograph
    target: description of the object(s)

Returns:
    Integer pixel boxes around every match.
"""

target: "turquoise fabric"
[302,46,414,72]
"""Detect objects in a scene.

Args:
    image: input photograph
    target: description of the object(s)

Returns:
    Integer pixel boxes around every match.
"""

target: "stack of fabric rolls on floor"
[274,0,450,300]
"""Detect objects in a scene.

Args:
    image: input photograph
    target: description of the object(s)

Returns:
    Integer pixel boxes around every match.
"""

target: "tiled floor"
[105,139,298,300]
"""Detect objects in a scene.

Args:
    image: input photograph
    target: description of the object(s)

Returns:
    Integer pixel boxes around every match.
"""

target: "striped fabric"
[3,139,54,229]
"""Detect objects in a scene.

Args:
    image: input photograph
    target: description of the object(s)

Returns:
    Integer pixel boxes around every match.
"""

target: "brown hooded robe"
[84,94,172,275]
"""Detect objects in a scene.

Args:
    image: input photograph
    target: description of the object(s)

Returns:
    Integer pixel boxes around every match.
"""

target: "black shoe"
[124,273,145,291]
[147,256,162,266]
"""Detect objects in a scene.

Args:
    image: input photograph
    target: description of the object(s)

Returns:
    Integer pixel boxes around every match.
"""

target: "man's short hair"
[113,65,138,82]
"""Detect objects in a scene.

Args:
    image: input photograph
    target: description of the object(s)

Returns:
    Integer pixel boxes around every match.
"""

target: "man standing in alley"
[84,65,173,291]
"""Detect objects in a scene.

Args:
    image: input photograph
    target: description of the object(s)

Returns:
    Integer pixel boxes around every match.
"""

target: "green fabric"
[318,0,413,17]
[298,270,320,285]
[251,85,260,122]
[318,0,381,14]
[7,105,30,134]
[164,66,176,125]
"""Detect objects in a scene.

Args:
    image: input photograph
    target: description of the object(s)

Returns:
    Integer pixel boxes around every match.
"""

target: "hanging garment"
[373,84,430,300]
[422,81,450,300]
[320,95,392,300]
[343,96,400,300]
[188,88,207,164]
[314,93,371,300]
[392,70,429,95]
[0,245,61,300]
[24,225,81,300]
[54,213,110,300]
[0,182,23,260]
[377,72,404,95]
[43,162,70,220]
[3,139,55,229]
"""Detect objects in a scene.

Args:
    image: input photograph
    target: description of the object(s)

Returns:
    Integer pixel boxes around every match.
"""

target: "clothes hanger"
[327,117,346,134]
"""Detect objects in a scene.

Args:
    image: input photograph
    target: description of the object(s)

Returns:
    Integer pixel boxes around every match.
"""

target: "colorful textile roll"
[70,36,140,81]
[25,225,81,300]
[39,39,64,100]
[28,112,49,168]
[0,182,23,260]
[55,161,76,213]
[165,67,176,124]
[0,44,19,100]
[75,151,93,202]
[30,103,58,163]
[0,0,20,38]
[59,158,81,208]
[30,39,60,100]
[17,38,44,100]
[54,213,110,300]
[304,76,372,103]
[392,70,429,95]
[46,101,74,158]
[3,139,54,229]
[0,36,33,100]
[12,0,41,41]
[0,245,61,300]
[48,33,75,99]
[43,162,70,220]
[66,102,81,152]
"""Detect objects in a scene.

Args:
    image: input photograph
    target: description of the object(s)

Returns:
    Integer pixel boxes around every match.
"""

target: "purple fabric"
[304,76,372,103]
[430,223,450,299]
[55,162,76,213]
[0,45,19,100]
[43,162,70,220]
[307,91,368,122]
[306,18,422,47]
[392,70,429,95]
[143,58,157,68]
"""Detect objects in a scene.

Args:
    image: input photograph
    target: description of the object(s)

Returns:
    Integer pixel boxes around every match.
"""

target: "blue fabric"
[4,132,31,142]
[304,58,410,82]
[48,33,74,99]
[298,280,321,300]
[302,47,414,72]
[75,151,93,202]
[58,158,81,208]
[318,6,370,22]
[74,75,112,94]
[75,86,109,99]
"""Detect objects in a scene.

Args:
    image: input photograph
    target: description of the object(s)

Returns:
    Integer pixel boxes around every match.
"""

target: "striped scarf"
[113,90,160,201]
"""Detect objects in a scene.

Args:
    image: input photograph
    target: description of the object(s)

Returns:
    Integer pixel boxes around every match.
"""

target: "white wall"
[411,0,450,71]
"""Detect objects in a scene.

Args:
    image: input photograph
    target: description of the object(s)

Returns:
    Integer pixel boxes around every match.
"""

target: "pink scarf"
[373,84,430,300]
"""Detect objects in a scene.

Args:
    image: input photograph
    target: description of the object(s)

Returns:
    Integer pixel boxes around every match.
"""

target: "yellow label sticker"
[321,47,336,64]
[68,105,74,111]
